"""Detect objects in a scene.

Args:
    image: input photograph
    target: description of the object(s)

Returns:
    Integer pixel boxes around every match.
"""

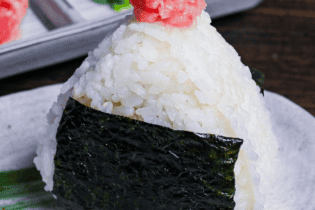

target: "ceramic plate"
[0,84,314,209]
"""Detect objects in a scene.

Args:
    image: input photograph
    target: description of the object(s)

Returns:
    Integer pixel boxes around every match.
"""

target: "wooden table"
[0,0,314,117]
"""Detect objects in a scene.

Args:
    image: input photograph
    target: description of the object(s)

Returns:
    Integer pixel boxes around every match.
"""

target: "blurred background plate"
[0,0,264,79]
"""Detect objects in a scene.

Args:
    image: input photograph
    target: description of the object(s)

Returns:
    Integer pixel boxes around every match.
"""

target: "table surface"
[0,0,314,117]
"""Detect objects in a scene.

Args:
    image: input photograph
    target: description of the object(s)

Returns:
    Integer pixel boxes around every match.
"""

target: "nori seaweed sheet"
[53,98,243,210]
[249,67,265,96]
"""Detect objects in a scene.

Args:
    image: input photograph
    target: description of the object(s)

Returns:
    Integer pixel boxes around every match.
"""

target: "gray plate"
[0,0,263,80]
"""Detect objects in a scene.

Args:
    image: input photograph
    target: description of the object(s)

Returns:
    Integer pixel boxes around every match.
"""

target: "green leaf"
[92,0,132,12]
[92,0,108,4]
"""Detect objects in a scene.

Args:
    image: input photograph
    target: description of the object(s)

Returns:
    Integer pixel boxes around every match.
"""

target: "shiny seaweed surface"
[53,98,243,210]
[249,67,265,96]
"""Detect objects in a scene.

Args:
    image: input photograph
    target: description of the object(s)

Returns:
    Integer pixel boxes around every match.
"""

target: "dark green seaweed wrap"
[249,67,265,96]
[53,98,243,210]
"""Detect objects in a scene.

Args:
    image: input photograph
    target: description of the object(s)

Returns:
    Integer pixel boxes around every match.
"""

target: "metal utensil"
[29,0,84,30]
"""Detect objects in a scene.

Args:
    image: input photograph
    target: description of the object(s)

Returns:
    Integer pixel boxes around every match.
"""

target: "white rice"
[34,10,279,209]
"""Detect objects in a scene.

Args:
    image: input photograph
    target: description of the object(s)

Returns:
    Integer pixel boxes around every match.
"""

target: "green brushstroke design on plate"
[0,167,56,209]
